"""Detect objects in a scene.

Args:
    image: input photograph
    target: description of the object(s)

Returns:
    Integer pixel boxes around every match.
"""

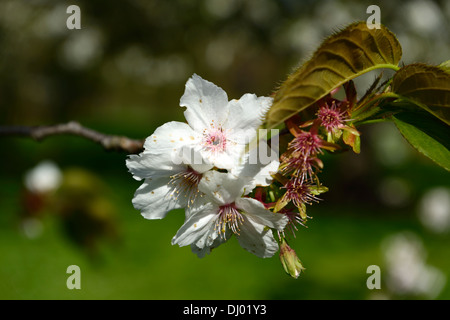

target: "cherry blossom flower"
[179,74,273,169]
[126,122,212,220]
[126,74,274,220]
[172,158,287,258]
[127,74,290,259]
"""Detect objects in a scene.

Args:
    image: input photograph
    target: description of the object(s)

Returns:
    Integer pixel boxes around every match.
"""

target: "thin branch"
[0,121,144,154]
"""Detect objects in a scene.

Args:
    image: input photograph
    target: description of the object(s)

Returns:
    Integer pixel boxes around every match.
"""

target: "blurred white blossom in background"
[381,232,446,299]
[418,187,450,234]
[21,160,63,239]
[59,28,104,70]
[24,160,62,195]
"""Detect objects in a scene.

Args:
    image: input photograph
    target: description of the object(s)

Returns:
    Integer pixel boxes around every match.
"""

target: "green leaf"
[391,63,450,125]
[266,21,402,128]
[392,112,450,171]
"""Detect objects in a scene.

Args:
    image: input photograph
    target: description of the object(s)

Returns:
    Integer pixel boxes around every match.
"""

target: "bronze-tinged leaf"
[266,22,402,128]
[342,125,361,153]
[391,63,450,125]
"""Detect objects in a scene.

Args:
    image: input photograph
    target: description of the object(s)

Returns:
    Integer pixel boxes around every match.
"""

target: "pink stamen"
[202,126,227,155]
[316,101,347,133]
[289,131,323,158]
[280,155,317,183]
[282,179,321,208]
[279,208,308,238]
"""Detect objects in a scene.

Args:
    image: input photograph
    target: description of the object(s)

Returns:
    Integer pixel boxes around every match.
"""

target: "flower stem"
[352,92,400,122]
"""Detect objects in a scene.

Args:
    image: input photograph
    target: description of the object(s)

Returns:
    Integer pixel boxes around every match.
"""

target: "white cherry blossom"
[126,74,274,221]
[179,73,273,169]
[126,122,212,220]
[172,159,287,258]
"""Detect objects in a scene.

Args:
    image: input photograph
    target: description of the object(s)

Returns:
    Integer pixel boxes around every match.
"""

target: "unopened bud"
[279,238,305,279]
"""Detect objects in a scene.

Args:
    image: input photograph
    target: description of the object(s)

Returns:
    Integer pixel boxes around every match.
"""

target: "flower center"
[282,180,320,208]
[168,167,203,207]
[215,203,244,239]
[289,131,322,157]
[203,126,227,155]
[281,154,316,182]
[317,103,346,133]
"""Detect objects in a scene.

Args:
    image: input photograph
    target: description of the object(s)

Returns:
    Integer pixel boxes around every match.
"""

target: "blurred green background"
[0,0,449,300]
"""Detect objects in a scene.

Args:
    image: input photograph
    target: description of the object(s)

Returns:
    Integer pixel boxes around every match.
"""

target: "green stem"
[371,64,401,72]
[352,92,400,120]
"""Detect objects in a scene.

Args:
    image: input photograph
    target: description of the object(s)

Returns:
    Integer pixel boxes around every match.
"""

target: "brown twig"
[0,121,144,154]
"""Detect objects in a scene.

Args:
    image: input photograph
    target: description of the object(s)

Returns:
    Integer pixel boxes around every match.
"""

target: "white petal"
[236,218,279,258]
[199,146,242,171]
[171,202,220,248]
[176,145,214,172]
[251,158,279,187]
[143,121,200,155]
[190,162,214,174]
[198,170,245,205]
[231,152,279,191]
[132,177,185,219]
[126,153,186,181]
[224,94,272,133]
[236,197,288,231]
[190,236,226,258]
[180,74,229,132]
